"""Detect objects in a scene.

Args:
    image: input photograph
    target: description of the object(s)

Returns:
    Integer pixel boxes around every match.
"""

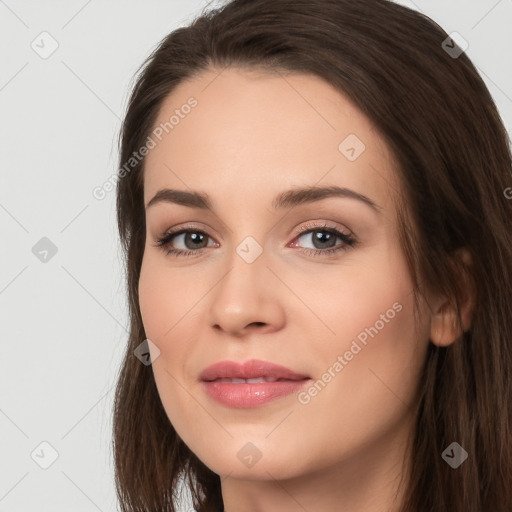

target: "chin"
[185,435,312,482]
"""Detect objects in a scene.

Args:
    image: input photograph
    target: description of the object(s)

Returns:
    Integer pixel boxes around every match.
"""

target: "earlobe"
[429,248,475,347]
[429,301,462,347]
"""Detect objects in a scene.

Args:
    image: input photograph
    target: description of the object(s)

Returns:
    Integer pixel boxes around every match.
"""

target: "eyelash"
[153,222,357,258]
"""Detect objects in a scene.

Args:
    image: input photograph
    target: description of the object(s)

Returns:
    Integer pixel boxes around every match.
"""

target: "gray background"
[1,1,511,511]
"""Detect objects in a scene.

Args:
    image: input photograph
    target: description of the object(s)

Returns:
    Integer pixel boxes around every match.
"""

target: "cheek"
[295,243,427,419]
[276,301,426,476]
[299,290,426,452]
[301,277,422,409]
[138,252,204,376]
[138,257,198,430]
[138,253,195,342]
[138,260,166,341]
[290,241,415,357]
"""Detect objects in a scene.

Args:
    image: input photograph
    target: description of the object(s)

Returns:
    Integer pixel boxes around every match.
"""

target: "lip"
[199,359,311,408]
[199,359,310,382]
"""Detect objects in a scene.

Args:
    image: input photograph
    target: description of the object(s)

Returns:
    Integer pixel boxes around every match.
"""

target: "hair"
[113,0,512,510]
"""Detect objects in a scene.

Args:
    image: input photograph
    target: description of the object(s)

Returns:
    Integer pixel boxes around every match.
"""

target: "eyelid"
[161,222,220,242]
[292,220,353,238]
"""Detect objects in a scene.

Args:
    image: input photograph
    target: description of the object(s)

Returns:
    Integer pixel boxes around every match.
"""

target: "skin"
[138,67,473,512]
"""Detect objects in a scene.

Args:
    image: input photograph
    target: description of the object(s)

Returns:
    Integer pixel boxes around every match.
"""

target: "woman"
[113,0,512,511]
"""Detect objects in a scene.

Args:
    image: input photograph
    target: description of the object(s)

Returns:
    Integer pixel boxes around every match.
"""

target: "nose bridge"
[214,236,268,309]
[207,236,284,335]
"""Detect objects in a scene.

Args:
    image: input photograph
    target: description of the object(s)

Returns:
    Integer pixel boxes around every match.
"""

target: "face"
[138,67,432,482]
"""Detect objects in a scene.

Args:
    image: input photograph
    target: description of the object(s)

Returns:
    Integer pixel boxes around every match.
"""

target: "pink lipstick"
[199,359,311,408]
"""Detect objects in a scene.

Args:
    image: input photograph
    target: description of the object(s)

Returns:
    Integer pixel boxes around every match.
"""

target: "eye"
[290,222,357,257]
[153,226,217,257]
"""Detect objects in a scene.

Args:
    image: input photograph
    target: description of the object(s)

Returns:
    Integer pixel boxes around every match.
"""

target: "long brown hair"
[113,1,512,510]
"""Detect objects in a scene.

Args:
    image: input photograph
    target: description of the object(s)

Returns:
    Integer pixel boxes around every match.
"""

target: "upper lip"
[199,359,311,382]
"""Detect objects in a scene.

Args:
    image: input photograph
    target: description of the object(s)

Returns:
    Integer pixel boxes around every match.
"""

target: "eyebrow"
[145,185,382,214]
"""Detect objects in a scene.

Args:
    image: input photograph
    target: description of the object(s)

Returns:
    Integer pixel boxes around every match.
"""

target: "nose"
[207,250,286,337]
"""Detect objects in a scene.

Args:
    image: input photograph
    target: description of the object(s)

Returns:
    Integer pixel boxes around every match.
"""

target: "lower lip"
[201,379,311,408]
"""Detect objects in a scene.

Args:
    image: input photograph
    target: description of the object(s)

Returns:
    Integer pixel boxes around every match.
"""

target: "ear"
[429,248,475,347]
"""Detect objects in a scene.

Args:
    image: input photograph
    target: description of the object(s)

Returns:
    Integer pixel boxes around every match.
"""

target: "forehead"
[143,67,399,214]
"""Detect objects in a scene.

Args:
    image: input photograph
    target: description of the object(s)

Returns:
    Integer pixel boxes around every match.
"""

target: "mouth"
[199,359,311,408]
